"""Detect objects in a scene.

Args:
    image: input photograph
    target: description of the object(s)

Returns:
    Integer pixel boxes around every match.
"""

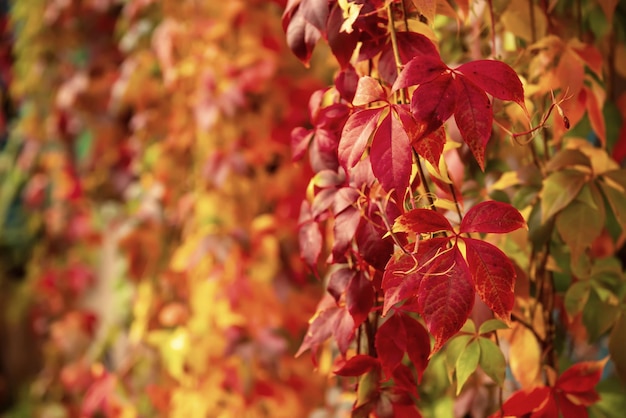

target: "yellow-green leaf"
[478,337,506,385]
[455,339,480,394]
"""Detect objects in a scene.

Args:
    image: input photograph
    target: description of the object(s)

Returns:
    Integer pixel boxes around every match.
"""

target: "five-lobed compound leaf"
[456,60,527,112]
[460,200,527,234]
[453,75,493,171]
[393,208,454,234]
[418,244,475,352]
[370,110,413,197]
[463,237,516,322]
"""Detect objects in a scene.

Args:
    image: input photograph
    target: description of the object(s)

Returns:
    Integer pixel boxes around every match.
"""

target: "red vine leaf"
[414,127,446,170]
[459,201,527,234]
[339,108,382,169]
[334,355,380,377]
[394,208,454,234]
[382,252,421,316]
[456,60,527,112]
[392,54,448,91]
[410,72,457,139]
[417,243,475,352]
[463,237,516,322]
[379,31,439,85]
[453,75,493,171]
[298,201,323,268]
[326,3,359,68]
[283,3,322,66]
[353,76,387,106]
[370,110,412,197]
[346,272,375,327]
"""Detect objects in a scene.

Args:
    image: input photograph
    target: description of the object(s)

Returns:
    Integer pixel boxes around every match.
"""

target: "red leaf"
[370,110,412,197]
[417,244,475,352]
[456,60,526,110]
[334,65,359,103]
[283,5,322,66]
[376,315,408,374]
[335,355,380,377]
[399,314,431,382]
[453,75,493,171]
[353,76,387,106]
[298,201,323,268]
[394,208,454,234]
[339,108,382,168]
[414,127,446,169]
[556,359,607,394]
[494,387,551,418]
[327,267,354,302]
[463,237,516,321]
[379,31,439,85]
[392,54,449,91]
[291,126,314,161]
[410,72,457,138]
[331,206,360,261]
[355,208,395,271]
[459,201,526,234]
[382,252,421,316]
[296,298,356,358]
[390,364,419,398]
[346,272,375,326]
[327,3,359,68]
[299,0,329,33]
[311,188,336,218]
[557,392,590,418]
[332,186,359,215]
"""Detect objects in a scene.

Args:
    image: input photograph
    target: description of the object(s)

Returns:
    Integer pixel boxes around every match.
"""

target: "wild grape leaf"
[459,200,526,234]
[379,31,439,85]
[393,208,453,234]
[370,110,412,197]
[353,76,387,106]
[410,72,457,139]
[339,108,383,168]
[346,272,375,326]
[392,54,448,91]
[453,75,493,171]
[456,60,526,112]
[463,237,515,321]
[375,313,430,380]
[417,244,475,352]
[283,4,322,66]
[414,127,446,169]
[334,354,380,377]
[540,169,587,221]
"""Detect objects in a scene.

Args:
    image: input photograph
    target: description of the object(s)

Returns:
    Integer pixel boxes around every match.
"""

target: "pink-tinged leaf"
[299,0,329,33]
[339,108,382,168]
[327,3,359,68]
[346,272,375,326]
[327,267,355,302]
[556,359,607,394]
[284,5,322,66]
[309,128,339,172]
[333,186,359,215]
[492,387,551,418]
[296,297,356,358]
[382,252,421,316]
[314,102,351,130]
[453,75,493,171]
[334,355,380,377]
[460,201,526,234]
[331,206,360,260]
[392,55,449,91]
[410,72,457,138]
[379,31,439,85]
[456,60,526,110]
[394,208,454,234]
[334,64,359,103]
[463,237,515,322]
[291,127,314,161]
[311,187,336,219]
[414,127,446,169]
[353,76,387,106]
[298,201,322,268]
[418,244,475,352]
[370,111,412,197]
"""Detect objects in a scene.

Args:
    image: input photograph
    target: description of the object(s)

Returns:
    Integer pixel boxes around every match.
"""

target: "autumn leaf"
[339,108,383,168]
[393,208,454,234]
[459,200,526,234]
[352,75,387,106]
[410,72,457,139]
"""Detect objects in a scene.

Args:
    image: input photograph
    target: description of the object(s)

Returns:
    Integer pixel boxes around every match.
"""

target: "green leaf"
[590,376,626,418]
[599,181,626,228]
[455,339,480,394]
[583,291,621,341]
[478,337,506,385]
[461,318,476,334]
[556,201,604,261]
[445,335,472,381]
[540,170,587,221]
[478,319,509,335]
[564,280,591,317]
